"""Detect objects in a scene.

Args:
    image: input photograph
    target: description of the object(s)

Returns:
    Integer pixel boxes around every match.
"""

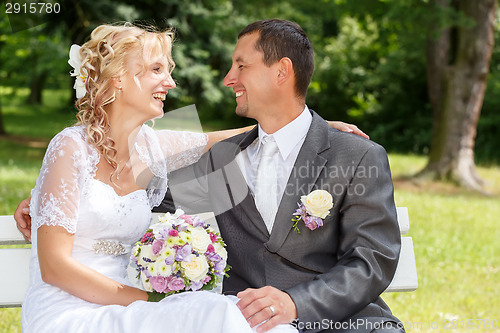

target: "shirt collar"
[256,105,312,160]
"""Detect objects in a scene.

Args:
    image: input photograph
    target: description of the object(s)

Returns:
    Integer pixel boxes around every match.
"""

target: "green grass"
[384,154,500,332]
[1,90,499,332]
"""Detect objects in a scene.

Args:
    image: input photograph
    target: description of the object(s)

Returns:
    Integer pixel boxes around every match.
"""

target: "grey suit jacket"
[157,111,402,332]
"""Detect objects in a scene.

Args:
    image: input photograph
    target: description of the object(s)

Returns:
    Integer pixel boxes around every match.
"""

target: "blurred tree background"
[1,0,499,189]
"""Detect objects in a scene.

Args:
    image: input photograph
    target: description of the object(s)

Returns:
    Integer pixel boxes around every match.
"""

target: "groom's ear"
[276,57,293,86]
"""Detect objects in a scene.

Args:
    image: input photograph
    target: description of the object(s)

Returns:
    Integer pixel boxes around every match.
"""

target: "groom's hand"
[237,286,297,332]
[14,197,32,242]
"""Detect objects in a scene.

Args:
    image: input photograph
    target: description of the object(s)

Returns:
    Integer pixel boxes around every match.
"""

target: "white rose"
[301,190,333,219]
[140,271,153,292]
[181,256,209,281]
[189,228,212,253]
[214,242,228,261]
[138,244,155,267]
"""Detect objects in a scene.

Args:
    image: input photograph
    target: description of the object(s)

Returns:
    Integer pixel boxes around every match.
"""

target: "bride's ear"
[113,77,123,94]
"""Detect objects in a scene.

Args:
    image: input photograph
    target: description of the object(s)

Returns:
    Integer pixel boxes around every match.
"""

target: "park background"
[1,0,499,332]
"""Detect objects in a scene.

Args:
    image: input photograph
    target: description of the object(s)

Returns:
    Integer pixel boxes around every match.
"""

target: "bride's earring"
[118,86,122,94]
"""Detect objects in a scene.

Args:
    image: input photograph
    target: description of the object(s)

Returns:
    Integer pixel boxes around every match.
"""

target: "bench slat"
[385,237,418,292]
[0,248,31,307]
[0,215,29,245]
[396,207,409,235]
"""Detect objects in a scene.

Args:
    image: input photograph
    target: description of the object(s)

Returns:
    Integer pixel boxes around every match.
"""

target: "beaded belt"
[92,240,130,256]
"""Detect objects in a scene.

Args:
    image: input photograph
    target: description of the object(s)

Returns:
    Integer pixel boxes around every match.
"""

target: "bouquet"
[130,209,230,301]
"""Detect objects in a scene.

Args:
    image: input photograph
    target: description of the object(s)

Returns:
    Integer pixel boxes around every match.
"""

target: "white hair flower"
[68,44,88,99]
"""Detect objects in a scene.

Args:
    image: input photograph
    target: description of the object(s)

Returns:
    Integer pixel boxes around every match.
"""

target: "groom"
[158,20,404,332]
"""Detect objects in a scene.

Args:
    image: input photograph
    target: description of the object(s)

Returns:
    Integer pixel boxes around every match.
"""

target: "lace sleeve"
[30,129,87,234]
[132,126,208,209]
[155,130,208,172]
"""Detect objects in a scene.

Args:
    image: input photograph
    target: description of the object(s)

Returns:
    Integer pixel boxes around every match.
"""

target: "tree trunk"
[26,49,48,105]
[27,71,47,104]
[418,0,497,191]
[0,108,6,135]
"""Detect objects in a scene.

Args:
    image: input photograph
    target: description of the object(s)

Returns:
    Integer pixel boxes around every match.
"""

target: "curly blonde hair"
[75,23,175,174]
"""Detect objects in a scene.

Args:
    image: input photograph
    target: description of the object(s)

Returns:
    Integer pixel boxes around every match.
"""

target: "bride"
[19,23,363,332]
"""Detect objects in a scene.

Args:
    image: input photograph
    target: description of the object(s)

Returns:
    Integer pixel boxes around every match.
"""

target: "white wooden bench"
[0,207,417,308]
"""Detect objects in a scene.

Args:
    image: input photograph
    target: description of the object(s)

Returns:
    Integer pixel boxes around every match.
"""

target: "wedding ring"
[269,305,276,317]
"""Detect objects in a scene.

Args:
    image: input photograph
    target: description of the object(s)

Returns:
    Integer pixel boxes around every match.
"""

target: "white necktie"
[254,138,279,232]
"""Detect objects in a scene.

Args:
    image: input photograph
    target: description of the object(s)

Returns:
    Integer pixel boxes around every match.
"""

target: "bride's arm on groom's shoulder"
[33,132,148,306]
[204,125,255,150]
[327,121,369,139]
[204,120,368,151]
[37,225,147,305]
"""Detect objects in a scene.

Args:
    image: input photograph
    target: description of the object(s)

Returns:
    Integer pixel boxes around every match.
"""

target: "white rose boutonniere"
[292,189,333,233]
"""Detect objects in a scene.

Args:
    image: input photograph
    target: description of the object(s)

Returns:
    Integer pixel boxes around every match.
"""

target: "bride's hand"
[15,197,32,242]
[328,121,369,139]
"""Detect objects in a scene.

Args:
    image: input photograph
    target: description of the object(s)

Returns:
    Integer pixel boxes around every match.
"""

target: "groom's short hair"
[238,19,314,99]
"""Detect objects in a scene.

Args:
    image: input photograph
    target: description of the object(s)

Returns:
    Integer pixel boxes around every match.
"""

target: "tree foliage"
[1,0,499,166]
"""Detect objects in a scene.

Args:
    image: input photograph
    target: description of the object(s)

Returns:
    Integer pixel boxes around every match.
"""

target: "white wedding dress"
[21,125,295,333]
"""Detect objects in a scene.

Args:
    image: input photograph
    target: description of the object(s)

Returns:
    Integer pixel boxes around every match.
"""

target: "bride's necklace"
[115,157,131,180]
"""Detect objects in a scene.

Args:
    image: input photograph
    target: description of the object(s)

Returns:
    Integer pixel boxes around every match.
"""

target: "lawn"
[1,89,499,332]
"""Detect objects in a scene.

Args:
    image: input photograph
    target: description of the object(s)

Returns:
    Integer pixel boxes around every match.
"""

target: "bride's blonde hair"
[75,23,175,174]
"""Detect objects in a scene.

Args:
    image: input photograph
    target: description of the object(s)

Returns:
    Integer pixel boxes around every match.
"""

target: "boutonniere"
[292,190,333,234]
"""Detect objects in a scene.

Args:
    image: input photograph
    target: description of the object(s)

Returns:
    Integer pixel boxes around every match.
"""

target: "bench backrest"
[0,207,417,308]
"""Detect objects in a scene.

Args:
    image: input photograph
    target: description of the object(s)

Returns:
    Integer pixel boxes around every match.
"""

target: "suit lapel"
[266,112,331,253]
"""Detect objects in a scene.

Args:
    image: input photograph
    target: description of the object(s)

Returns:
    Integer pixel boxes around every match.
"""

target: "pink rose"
[149,276,169,293]
[167,277,185,291]
[179,214,193,225]
[152,240,164,255]
[168,229,179,237]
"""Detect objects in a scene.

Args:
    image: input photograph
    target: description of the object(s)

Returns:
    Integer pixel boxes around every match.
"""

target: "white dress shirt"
[236,106,313,227]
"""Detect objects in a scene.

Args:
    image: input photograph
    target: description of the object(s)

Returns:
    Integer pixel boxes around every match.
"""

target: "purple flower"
[304,216,323,231]
[152,240,164,255]
[168,277,185,291]
[214,259,226,273]
[164,255,175,265]
[175,244,192,262]
[206,252,222,264]
[189,280,203,291]
[192,217,206,228]
[149,276,169,293]
[157,228,169,240]
[177,223,189,232]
